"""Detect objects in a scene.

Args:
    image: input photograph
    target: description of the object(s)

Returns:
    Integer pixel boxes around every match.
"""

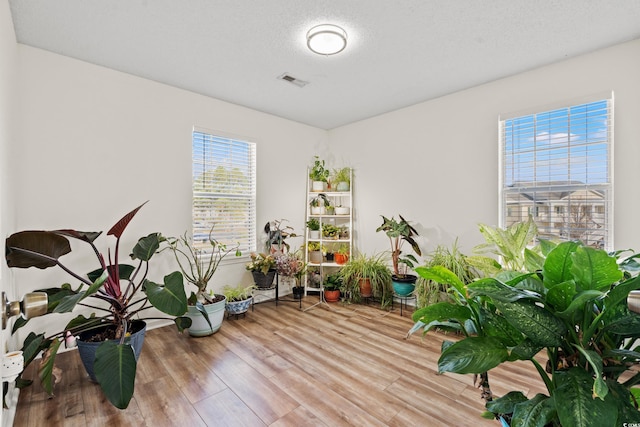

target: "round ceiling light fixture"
[306,24,347,55]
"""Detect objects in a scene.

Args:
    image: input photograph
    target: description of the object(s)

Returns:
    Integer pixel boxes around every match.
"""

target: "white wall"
[11,45,327,339]
[0,0,18,422]
[329,38,640,257]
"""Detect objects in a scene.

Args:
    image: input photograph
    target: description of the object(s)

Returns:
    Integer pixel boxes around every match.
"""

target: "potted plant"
[339,252,393,307]
[334,204,350,215]
[376,214,422,296]
[222,284,255,317]
[309,193,330,215]
[4,203,191,409]
[414,240,479,309]
[306,218,320,239]
[275,251,307,299]
[332,167,351,192]
[323,272,342,302]
[309,155,329,192]
[322,223,340,240]
[163,228,241,336]
[307,241,324,264]
[246,253,277,289]
[335,244,350,265]
[409,239,640,427]
[264,219,297,254]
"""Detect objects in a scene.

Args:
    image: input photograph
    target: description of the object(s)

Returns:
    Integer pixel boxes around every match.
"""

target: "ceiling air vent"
[278,73,309,88]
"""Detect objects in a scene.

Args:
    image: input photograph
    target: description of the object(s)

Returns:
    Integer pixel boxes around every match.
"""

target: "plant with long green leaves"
[410,241,640,427]
[4,203,191,409]
[339,252,393,307]
[376,214,422,278]
[469,215,538,274]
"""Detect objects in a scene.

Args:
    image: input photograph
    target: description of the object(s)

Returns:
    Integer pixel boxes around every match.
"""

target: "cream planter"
[310,206,325,215]
[187,296,226,337]
[309,250,323,264]
[311,181,325,192]
[334,206,349,215]
[309,230,321,239]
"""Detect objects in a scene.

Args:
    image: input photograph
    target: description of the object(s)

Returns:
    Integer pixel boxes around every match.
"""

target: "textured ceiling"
[9,0,640,129]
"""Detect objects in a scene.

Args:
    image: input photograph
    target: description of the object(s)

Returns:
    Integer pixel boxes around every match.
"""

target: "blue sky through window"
[504,100,609,187]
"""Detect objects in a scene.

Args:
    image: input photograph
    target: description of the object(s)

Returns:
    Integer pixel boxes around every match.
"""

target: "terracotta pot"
[359,278,372,298]
[335,253,349,265]
[324,289,340,302]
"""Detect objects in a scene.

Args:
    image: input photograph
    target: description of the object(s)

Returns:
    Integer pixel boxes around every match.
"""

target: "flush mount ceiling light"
[306,24,347,55]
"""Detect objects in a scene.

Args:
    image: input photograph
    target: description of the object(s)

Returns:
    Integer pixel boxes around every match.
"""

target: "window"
[500,95,613,249]
[192,129,256,253]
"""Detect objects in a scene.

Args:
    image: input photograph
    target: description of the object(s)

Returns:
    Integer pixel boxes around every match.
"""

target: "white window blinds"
[192,130,256,253]
[500,96,613,249]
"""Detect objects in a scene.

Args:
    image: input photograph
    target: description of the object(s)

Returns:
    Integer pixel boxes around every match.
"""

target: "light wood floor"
[13,297,547,426]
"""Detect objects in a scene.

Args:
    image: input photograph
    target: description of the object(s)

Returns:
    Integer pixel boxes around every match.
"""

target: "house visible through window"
[192,129,256,253]
[499,95,613,249]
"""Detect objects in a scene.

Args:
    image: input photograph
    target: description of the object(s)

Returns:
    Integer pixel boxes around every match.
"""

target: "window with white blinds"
[499,96,613,249]
[192,130,256,254]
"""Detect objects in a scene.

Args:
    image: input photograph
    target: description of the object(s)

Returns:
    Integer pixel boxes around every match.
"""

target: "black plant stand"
[392,292,416,317]
[252,273,303,310]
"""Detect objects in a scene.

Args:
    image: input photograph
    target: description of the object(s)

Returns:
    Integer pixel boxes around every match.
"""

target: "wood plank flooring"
[13,298,548,426]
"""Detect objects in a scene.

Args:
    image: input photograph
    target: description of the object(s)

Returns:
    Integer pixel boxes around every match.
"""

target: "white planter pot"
[310,206,325,215]
[336,181,350,192]
[187,296,226,337]
[311,181,325,192]
[334,206,349,215]
[309,230,321,239]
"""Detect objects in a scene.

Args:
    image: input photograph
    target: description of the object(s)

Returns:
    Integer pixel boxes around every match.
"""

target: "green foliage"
[323,272,342,291]
[309,155,330,182]
[470,215,538,273]
[306,218,320,231]
[4,203,191,409]
[331,167,351,185]
[339,252,393,307]
[376,214,422,276]
[415,241,479,308]
[222,284,255,302]
[410,240,640,426]
[163,227,241,303]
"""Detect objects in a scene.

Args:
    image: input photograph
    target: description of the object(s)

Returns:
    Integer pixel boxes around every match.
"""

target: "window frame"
[192,127,257,256]
[498,93,614,250]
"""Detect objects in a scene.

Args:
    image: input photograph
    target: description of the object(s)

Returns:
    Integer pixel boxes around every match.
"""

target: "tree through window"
[192,130,256,253]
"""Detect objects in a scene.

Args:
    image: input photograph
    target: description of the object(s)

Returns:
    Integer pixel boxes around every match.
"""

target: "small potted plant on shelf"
[306,218,320,239]
[332,166,351,192]
[246,252,277,289]
[4,202,191,409]
[309,155,330,192]
[339,252,393,307]
[275,251,307,299]
[376,214,422,296]
[222,284,255,317]
[335,243,350,265]
[307,241,324,264]
[323,272,342,302]
[309,193,330,215]
[334,204,350,215]
[322,223,341,240]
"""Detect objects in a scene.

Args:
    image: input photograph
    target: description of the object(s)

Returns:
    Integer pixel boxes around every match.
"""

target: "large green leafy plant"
[410,241,640,426]
[4,203,191,409]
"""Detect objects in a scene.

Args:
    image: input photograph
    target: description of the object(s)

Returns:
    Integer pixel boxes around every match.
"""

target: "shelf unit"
[303,168,353,299]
